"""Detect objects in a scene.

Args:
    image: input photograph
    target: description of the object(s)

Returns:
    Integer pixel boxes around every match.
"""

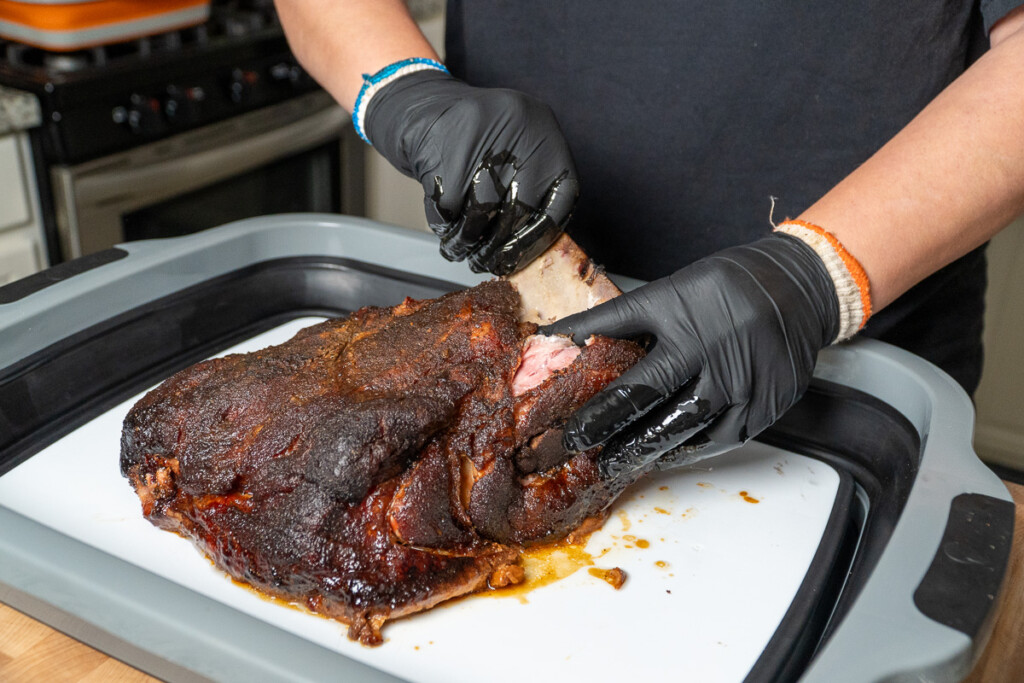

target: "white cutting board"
[0,319,839,683]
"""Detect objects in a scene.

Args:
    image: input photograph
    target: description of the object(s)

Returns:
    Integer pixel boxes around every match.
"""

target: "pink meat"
[512,335,581,396]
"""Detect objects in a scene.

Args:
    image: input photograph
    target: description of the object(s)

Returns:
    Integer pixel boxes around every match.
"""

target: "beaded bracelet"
[351,57,449,143]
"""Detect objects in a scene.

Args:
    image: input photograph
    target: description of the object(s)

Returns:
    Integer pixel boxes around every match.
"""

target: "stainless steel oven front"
[49,90,361,259]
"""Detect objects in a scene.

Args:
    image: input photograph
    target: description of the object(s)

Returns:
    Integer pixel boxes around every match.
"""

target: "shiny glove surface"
[542,234,840,480]
[364,70,579,275]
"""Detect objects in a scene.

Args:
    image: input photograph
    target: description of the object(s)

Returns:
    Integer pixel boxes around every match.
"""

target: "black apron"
[445,0,1013,394]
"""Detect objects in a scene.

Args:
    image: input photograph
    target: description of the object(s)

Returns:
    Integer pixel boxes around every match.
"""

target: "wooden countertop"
[2,483,1022,683]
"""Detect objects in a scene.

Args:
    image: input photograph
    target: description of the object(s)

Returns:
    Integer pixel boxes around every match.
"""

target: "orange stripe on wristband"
[782,220,872,326]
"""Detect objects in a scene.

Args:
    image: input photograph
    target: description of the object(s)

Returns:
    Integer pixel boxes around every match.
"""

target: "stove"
[0,0,361,268]
[0,0,314,165]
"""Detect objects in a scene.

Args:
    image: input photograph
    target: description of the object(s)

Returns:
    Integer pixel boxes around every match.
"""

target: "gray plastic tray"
[0,214,1013,682]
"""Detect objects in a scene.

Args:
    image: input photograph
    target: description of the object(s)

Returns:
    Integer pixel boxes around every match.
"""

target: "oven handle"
[70,105,347,210]
[52,98,349,258]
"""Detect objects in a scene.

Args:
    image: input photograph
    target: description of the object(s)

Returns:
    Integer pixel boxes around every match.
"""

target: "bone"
[506,234,622,323]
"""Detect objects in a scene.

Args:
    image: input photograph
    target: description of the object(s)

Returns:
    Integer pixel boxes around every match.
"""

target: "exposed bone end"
[506,234,622,323]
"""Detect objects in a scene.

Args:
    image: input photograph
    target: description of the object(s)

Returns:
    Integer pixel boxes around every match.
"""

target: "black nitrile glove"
[542,234,841,480]
[364,70,579,276]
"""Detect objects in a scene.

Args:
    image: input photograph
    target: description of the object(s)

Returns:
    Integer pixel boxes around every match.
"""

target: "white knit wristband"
[774,220,872,343]
[351,57,449,144]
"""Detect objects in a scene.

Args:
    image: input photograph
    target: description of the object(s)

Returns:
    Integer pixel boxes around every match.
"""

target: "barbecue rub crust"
[120,280,642,645]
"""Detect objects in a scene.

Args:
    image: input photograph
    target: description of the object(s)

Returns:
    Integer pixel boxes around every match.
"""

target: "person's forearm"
[274,0,439,111]
[800,10,1024,311]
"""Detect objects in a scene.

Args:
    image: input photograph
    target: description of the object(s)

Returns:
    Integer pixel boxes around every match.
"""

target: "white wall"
[975,215,1024,471]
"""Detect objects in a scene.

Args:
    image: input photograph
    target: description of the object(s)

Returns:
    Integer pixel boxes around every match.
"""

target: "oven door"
[49,90,357,259]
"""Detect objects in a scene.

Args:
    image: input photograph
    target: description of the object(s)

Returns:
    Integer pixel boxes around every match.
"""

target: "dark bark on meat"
[120,280,642,645]
[516,428,568,474]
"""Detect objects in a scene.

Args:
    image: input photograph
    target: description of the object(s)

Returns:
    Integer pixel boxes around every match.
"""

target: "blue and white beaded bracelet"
[351,57,449,144]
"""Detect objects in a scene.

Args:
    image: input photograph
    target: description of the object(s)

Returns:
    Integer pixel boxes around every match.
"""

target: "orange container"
[0,0,211,51]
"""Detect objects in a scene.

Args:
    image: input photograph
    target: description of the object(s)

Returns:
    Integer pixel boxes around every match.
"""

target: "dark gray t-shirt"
[445,0,1022,394]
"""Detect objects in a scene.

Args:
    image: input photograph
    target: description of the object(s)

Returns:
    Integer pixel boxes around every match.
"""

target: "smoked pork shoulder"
[120,280,642,644]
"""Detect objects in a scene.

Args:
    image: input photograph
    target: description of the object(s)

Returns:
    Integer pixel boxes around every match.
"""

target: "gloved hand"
[364,69,579,276]
[541,233,842,479]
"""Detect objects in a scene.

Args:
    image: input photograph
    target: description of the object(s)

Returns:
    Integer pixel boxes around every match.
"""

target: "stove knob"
[113,94,164,136]
[269,62,306,87]
[228,68,260,104]
[165,85,206,125]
